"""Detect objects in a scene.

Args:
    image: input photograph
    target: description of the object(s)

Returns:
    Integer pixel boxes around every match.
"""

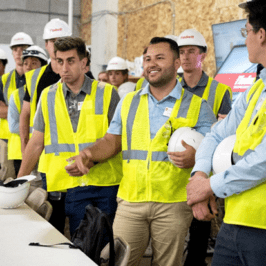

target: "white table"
[0,204,97,266]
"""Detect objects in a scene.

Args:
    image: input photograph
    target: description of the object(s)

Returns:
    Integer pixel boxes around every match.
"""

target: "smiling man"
[18,37,121,236]
[186,1,266,265]
[65,37,216,265]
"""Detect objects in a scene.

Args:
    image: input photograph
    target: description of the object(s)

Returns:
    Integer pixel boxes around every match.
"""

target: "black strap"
[29,242,78,249]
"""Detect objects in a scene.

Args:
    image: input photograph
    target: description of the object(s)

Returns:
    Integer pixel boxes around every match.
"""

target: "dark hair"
[149,37,179,58]
[143,46,148,55]
[54,37,86,60]
[0,59,8,67]
[86,51,90,66]
[22,56,47,67]
[245,0,266,33]
[198,46,207,54]
[107,69,128,82]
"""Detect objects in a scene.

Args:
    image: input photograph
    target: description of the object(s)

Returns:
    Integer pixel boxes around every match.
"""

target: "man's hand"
[186,171,213,206]
[65,150,94,176]
[191,195,218,221]
[167,140,196,168]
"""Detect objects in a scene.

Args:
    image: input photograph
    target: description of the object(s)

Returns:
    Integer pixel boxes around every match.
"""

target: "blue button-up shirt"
[108,79,216,138]
[192,68,266,198]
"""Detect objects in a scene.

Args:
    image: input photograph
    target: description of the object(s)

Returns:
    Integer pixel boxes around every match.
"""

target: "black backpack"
[71,204,115,266]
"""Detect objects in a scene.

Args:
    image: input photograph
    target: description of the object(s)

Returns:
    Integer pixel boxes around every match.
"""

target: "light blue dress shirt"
[192,68,266,198]
[7,90,20,134]
[107,79,216,138]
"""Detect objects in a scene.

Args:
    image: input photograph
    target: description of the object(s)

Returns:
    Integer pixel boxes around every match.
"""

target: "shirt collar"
[181,71,208,88]
[63,75,93,97]
[140,78,183,100]
[260,68,266,85]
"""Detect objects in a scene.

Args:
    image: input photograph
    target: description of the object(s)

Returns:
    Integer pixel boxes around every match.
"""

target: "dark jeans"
[41,173,66,234]
[212,222,266,266]
[184,218,211,266]
[13,159,22,176]
[65,185,119,236]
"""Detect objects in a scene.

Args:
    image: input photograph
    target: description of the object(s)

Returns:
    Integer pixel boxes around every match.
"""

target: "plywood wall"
[80,0,92,44]
[80,0,246,77]
[117,0,246,77]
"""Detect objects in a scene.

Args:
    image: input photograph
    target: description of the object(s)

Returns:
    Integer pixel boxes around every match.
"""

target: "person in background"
[18,37,122,239]
[98,71,109,83]
[19,18,71,234]
[66,37,216,266]
[0,32,33,180]
[0,48,8,76]
[8,46,47,176]
[106,56,135,97]
[187,1,266,265]
[177,28,232,266]
[84,49,95,79]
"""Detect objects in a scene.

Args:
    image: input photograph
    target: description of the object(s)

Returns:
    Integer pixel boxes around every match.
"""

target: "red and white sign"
[215,73,256,92]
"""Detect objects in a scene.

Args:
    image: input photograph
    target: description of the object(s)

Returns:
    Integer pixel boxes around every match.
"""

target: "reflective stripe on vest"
[30,67,42,101]
[204,78,219,111]
[45,82,105,155]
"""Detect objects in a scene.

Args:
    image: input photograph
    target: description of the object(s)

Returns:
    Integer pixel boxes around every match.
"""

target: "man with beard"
[65,37,216,266]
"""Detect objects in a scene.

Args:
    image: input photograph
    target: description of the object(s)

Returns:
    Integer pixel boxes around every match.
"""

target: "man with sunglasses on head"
[187,1,266,265]
[0,32,33,179]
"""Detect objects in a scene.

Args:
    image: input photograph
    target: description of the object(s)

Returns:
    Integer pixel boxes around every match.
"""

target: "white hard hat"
[178,29,207,51]
[118,82,135,98]
[0,48,8,60]
[0,175,36,209]
[239,0,252,9]
[167,127,204,165]
[10,32,33,48]
[106,57,128,71]
[212,135,236,174]
[43,18,72,40]
[164,35,179,44]
[22,45,48,63]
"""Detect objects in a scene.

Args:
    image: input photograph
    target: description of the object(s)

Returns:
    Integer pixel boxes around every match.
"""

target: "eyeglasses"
[240,27,258,38]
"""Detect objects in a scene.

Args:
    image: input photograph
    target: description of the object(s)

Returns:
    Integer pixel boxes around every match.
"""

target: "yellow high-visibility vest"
[41,81,122,192]
[224,79,266,229]
[119,88,202,202]
[8,86,25,160]
[179,76,232,117]
[0,70,17,140]
[25,65,48,173]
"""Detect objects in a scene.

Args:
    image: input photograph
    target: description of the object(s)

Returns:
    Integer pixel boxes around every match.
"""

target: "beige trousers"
[113,198,193,266]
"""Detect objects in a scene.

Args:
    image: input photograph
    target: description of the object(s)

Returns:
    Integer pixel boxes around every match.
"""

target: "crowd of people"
[1,0,266,265]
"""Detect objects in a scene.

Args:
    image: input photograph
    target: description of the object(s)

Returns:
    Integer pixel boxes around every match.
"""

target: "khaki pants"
[113,198,193,266]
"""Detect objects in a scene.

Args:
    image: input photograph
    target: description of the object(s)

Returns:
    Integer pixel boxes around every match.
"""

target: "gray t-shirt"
[34,75,120,133]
